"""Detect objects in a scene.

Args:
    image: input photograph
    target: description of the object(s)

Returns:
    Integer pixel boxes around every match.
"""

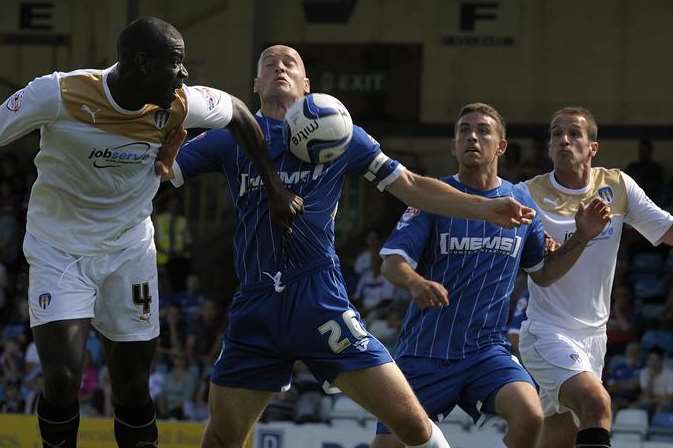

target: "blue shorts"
[376,344,534,434]
[211,266,393,391]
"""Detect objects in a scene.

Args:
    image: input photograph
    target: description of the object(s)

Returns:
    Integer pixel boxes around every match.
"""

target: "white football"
[284,93,353,163]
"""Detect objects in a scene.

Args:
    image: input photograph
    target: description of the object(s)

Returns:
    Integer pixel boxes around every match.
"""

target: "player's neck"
[553,165,592,189]
[106,66,146,111]
[260,101,291,121]
[457,167,500,191]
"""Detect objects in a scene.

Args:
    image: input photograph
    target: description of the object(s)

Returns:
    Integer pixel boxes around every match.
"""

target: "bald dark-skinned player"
[0,17,301,448]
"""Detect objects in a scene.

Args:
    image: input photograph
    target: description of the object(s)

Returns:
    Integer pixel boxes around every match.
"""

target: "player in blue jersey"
[160,47,538,448]
[372,103,611,448]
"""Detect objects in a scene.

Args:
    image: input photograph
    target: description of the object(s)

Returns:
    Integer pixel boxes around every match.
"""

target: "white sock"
[407,420,451,448]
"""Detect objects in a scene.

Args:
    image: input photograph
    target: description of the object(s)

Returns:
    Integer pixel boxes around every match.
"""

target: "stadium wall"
[0,414,669,448]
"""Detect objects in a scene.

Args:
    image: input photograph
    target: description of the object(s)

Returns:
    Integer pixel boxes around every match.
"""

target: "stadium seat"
[612,409,649,438]
[641,330,673,356]
[630,252,664,274]
[649,412,673,442]
[630,272,666,300]
[440,406,474,430]
[328,396,373,426]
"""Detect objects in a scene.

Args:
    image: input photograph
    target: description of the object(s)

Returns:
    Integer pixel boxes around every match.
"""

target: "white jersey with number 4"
[0,65,232,255]
[522,168,673,331]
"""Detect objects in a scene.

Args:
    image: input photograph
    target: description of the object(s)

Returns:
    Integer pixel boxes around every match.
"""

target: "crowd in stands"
[2,139,673,431]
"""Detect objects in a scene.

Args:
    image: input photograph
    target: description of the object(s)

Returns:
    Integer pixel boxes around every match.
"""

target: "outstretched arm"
[381,254,448,309]
[155,97,304,231]
[386,170,535,229]
[529,198,611,286]
[227,96,304,231]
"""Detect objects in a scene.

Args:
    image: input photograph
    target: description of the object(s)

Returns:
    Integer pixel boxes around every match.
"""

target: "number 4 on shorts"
[132,282,152,321]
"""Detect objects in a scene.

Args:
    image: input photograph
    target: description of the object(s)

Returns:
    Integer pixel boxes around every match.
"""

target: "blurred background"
[1,1,673,446]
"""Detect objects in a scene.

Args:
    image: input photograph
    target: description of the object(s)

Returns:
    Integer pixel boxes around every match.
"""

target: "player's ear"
[590,141,599,157]
[497,139,507,156]
[303,77,310,94]
[253,77,259,94]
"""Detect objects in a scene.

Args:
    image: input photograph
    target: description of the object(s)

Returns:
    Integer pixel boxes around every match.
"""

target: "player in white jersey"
[518,107,673,448]
[0,17,301,448]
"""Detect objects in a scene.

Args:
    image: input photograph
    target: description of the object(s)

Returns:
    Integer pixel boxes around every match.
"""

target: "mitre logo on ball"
[284,93,353,164]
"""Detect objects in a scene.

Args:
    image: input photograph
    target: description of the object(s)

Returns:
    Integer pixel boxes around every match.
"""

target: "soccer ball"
[284,93,353,164]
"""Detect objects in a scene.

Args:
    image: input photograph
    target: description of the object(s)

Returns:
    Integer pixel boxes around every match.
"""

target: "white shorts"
[24,232,160,342]
[519,320,607,419]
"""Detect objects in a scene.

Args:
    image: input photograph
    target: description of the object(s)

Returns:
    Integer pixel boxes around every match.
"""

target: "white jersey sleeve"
[0,73,60,146]
[182,85,233,129]
[622,172,673,245]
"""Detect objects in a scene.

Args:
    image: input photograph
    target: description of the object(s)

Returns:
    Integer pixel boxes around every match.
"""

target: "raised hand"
[409,277,449,309]
[544,231,560,254]
[155,126,187,180]
[574,198,611,242]
[483,197,536,229]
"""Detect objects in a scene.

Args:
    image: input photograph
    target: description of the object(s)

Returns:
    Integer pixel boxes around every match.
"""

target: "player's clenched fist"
[409,278,449,309]
[574,197,611,243]
[482,196,536,229]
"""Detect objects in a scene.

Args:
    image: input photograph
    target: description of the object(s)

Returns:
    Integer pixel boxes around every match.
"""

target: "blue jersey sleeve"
[176,128,235,180]
[515,184,545,271]
[344,126,403,191]
[380,207,433,269]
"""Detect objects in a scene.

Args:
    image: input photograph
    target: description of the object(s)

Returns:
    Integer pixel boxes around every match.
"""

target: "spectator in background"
[353,230,382,277]
[520,138,553,180]
[184,368,211,422]
[605,341,642,413]
[367,307,403,352]
[78,351,100,416]
[353,249,395,319]
[626,139,664,202]
[606,286,636,356]
[154,193,193,293]
[0,380,25,413]
[170,274,205,322]
[636,347,673,415]
[186,299,227,367]
[499,142,525,183]
[158,303,188,361]
[0,337,24,384]
[157,354,198,420]
[24,340,41,379]
[292,362,331,424]
[0,261,7,313]
[97,366,113,417]
[0,180,20,269]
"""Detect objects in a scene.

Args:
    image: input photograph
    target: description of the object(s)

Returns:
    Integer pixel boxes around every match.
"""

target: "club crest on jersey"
[195,87,220,112]
[597,186,614,204]
[153,110,170,129]
[6,89,24,112]
[397,207,420,230]
[38,293,51,310]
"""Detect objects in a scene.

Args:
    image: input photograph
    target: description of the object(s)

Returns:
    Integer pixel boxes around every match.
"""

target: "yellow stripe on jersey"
[526,167,628,217]
[59,73,187,144]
